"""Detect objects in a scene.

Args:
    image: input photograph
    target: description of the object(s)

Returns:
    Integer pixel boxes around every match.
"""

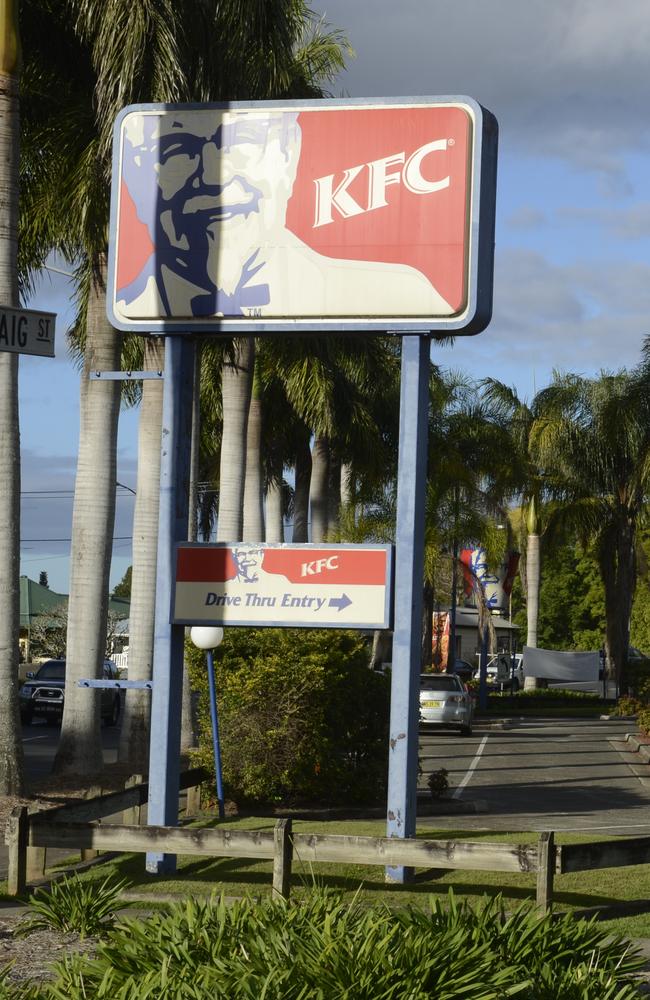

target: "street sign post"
[173,543,393,630]
[0,306,55,357]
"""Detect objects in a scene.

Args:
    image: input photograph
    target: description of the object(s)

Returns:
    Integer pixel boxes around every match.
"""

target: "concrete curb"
[620,732,650,764]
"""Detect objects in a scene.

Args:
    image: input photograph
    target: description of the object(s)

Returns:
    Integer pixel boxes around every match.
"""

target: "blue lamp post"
[190,626,225,819]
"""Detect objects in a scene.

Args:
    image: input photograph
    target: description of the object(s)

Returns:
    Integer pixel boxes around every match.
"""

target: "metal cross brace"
[89,371,163,380]
[77,679,153,690]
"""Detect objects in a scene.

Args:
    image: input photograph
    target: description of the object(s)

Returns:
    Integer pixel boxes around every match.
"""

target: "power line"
[22,536,133,542]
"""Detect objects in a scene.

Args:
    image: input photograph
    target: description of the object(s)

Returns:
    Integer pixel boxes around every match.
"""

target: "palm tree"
[0,0,24,795]
[217,337,255,541]
[118,336,164,771]
[21,1,349,774]
[530,360,650,689]
[480,380,546,653]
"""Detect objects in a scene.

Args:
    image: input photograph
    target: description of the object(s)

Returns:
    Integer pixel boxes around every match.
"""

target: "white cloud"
[313,0,650,173]
[557,202,650,240]
[505,206,547,230]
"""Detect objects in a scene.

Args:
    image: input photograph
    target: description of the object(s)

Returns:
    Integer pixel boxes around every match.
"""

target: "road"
[21,718,120,781]
[418,717,650,833]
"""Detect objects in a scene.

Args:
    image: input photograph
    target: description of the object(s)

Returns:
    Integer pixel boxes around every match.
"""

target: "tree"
[0,0,25,794]
[22,1,349,775]
[112,565,131,600]
[38,570,49,588]
[118,337,164,770]
[480,380,547,655]
[530,360,650,689]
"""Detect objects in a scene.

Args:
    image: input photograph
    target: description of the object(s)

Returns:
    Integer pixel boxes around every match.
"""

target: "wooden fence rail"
[5,767,207,895]
[7,784,650,914]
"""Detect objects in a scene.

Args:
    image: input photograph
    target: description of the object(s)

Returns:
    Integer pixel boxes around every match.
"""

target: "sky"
[19,0,650,593]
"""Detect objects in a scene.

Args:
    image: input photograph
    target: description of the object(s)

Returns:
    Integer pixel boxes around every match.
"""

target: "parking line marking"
[452,735,489,799]
[21,735,51,743]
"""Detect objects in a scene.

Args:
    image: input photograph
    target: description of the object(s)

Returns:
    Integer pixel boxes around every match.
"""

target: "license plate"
[422,700,441,708]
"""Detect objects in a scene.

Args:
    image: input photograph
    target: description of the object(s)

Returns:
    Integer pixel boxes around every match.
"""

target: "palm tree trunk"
[265,478,284,541]
[310,437,329,542]
[327,454,341,537]
[292,426,311,543]
[526,532,540,648]
[118,337,164,771]
[54,260,122,776]
[242,355,264,542]
[0,52,23,794]
[603,518,636,691]
[524,531,541,691]
[216,337,254,542]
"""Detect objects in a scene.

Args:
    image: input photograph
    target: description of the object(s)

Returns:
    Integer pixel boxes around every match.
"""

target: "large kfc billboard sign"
[107,97,497,335]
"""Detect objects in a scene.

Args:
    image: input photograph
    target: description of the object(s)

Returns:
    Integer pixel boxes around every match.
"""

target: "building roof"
[19,576,130,628]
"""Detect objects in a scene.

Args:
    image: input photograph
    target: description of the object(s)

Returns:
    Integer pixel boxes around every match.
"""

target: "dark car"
[19,659,121,726]
[450,658,475,683]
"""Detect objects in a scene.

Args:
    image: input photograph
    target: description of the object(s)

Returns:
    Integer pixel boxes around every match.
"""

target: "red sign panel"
[108,98,497,335]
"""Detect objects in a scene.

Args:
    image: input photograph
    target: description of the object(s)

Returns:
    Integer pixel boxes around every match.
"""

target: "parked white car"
[484,653,524,690]
[419,673,473,735]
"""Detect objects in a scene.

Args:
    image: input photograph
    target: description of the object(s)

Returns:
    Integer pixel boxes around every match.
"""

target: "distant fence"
[6,780,650,912]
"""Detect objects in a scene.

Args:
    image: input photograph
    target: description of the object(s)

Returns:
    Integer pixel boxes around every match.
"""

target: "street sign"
[172,543,393,629]
[0,306,55,357]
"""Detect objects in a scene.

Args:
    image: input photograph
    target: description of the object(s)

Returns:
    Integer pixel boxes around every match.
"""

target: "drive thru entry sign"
[172,543,393,629]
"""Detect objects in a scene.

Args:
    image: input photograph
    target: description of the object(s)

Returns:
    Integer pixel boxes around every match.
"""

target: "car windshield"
[420,675,461,692]
[35,661,66,680]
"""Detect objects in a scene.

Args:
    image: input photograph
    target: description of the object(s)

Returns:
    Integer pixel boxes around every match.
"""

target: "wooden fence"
[6,782,650,912]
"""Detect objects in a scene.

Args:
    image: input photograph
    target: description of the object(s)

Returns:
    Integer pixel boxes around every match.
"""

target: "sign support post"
[146,334,195,874]
[386,333,430,882]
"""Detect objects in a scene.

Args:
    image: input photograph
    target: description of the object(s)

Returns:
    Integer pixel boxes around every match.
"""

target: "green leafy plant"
[636,708,650,736]
[615,695,642,716]
[187,628,390,806]
[16,874,129,939]
[427,767,449,798]
[40,889,645,999]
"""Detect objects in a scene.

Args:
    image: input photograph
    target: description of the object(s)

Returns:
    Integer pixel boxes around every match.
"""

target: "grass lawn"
[27,815,650,939]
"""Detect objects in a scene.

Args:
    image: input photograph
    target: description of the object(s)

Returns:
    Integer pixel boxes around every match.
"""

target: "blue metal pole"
[205,649,225,820]
[146,335,195,874]
[386,333,430,883]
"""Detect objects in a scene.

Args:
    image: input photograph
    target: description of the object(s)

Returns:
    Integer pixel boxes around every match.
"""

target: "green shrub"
[42,890,644,1000]
[187,628,390,806]
[427,768,449,798]
[16,874,129,939]
[636,677,650,703]
[615,695,643,716]
[490,687,600,701]
[636,707,650,736]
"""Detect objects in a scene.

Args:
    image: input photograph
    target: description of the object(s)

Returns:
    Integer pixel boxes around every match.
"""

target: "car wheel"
[105,696,120,728]
[20,711,33,725]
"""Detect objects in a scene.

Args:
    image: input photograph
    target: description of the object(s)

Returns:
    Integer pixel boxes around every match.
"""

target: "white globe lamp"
[190,626,224,650]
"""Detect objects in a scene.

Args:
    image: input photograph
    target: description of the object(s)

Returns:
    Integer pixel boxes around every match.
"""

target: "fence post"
[272,818,293,900]
[536,831,555,913]
[122,774,144,827]
[81,785,102,861]
[6,806,28,896]
[26,843,46,885]
[185,782,201,818]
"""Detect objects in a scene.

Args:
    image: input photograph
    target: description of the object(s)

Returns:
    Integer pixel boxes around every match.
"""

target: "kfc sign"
[107,98,497,336]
